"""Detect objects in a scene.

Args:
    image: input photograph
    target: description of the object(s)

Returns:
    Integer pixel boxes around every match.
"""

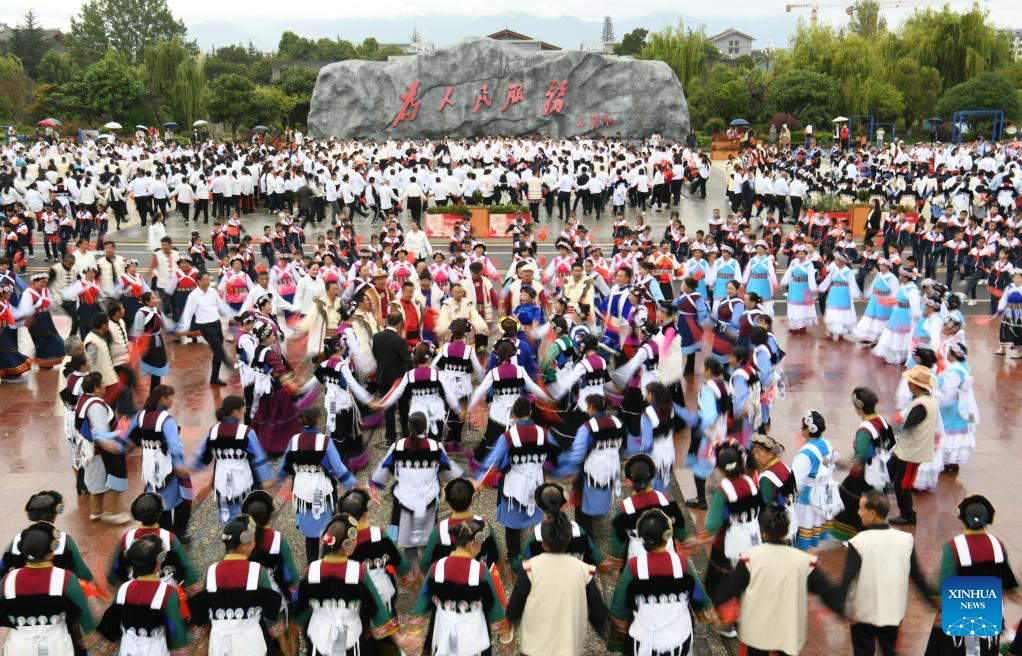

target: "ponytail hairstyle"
[539,508,572,553]
[298,406,320,428]
[453,518,487,548]
[851,387,878,414]
[534,482,567,518]
[221,514,256,551]
[62,352,88,378]
[586,394,607,414]
[413,340,436,366]
[703,357,724,378]
[408,411,429,447]
[550,315,568,336]
[624,454,655,492]
[500,317,520,339]
[25,491,64,522]
[240,490,275,527]
[636,508,673,551]
[450,318,471,340]
[644,381,672,417]
[321,513,359,555]
[215,395,246,421]
[126,534,165,578]
[339,489,372,518]
[444,478,475,513]
[495,340,517,363]
[729,346,750,366]
[20,523,57,562]
[143,384,174,411]
[81,371,103,394]
[759,504,791,544]
[130,492,164,525]
[714,445,745,479]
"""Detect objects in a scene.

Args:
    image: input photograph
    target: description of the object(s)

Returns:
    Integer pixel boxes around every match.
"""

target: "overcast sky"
[3,0,1021,41]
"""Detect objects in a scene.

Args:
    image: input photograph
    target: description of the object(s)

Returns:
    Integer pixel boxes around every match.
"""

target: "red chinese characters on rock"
[392,80,422,127]
[501,83,525,112]
[472,84,493,113]
[437,86,455,112]
[542,80,568,116]
[576,114,615,130]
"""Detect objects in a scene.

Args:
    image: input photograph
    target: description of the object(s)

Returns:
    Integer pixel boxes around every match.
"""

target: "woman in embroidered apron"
[96,534,192,655]
[113,258,151,327]
[611,320,662,453]
[552,393,626,542]
[608,455,688,569]
[370,412,464,567]
[779,248,818,334]
[750,434,797,544]
[697,441,763,638]
[219,256,254,314]
[249,320,307,455]
[433,319,486,451]
[75,372,132,524]
[791,410,843,549]
[0,523,99,656]
[406,519,513,656]
[277,407,358,565]
[372,342,462,442]
[130,292,169,390]
[514,483,611,577]
[312,334,373,469]
[936,341,979,473]
[0,491,94,584]
[123,386,194,541]
[609,508,714,656]
[923,495,1019,656]
[60,354,90,494]
[467,340,550,467]
[709,280,744,364]
[547,332,613,443]
[684,358,732,511]
[638,382,694,493]
[192,396,273,525]
[294,513,418,656]
[338,489,415,621]
[16,273,65,368]
[105,493,200,598]
[61,266,103,340]
[853,258,899,345]
[189,515,289,656]
[475,397,560,568]
[831,388,895,541]
[419,479,502,577]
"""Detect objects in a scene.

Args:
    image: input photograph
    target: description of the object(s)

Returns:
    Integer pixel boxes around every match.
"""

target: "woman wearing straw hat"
[887,364,939,526]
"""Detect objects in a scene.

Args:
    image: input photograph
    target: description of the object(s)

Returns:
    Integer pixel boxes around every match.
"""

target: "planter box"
[849,204,870,239]
[424,213,466,238]
[710,140,741,160]
[469,206,490,237]
[488,212,531,238]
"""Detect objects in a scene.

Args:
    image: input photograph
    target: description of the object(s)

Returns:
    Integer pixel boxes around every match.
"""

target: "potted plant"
[811,195,851,223]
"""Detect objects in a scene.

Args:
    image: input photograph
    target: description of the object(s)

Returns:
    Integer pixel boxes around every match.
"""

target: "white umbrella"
[135,124,148,130]
[103,121,122,129]
[192,119,208,127]
[832,116,849,123]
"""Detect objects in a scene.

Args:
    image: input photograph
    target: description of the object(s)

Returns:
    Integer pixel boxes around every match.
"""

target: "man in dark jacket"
[372,311,411,443]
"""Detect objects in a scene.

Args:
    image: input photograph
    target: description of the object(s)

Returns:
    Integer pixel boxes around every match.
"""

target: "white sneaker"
[716,627,738,638]
[995,346,1007,355]
[967,299,976,306]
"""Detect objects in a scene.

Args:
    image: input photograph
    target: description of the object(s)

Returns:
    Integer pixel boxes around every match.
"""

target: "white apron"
[628,553,693,656]
[719,477,762,566]
[622,496,677,560]
[324,383,356,435]
[140,410,174,490]
[116,580,171,656]
[650,436,675,483]
[431,559,489,656]
[206,562,266,656]
[583,444,621,493]
[803,442,844,520]
[3,569,74,656]
[290,434,335,520]
[501,427,547,516]
[439,370,473,401]
[393,464,440,518]
[305,561,362,656]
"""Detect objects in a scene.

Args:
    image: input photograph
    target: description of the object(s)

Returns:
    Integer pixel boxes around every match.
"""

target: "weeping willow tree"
[144,37,205,127]
[639,21,709,89]
[897,5,1010,89]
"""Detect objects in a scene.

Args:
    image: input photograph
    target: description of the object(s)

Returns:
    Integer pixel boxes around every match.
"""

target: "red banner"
[488,212,531,238]
[425,213,464,238]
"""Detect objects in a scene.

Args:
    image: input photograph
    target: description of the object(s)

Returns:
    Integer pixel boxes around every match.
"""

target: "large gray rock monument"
[308,37,689,140]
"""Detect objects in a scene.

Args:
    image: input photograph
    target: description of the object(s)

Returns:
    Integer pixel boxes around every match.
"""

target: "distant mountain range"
[185,10,800,53]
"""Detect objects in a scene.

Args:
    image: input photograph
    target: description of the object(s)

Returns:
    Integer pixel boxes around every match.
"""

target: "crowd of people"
[0,131,1020,655]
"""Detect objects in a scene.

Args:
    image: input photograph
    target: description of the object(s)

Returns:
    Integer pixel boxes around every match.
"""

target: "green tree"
[276,31,316,60]
[204,44,257,80]
[935,71,1021,121]
[888,57,941,133]
[765,68,837,128]
[313,38,356,61]
[272,66,317,126]
[7,10,50,78]
[613,28,648,56]
[846,1,888,39]
[640,21,708,88]
[602,16,615,44]
[251,85,299,128]
[49,55,145,122]
[0,55,36,123]
[36,51,76,86]
[898,5,1010,88]
[68,0,187,65]
[206,73,256,138]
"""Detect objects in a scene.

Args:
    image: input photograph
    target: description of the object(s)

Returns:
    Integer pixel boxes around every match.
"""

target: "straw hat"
[901,364,934,389]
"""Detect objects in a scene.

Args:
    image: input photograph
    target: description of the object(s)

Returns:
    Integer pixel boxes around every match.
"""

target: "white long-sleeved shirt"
[404,229,433,259]
[178,286,231,326]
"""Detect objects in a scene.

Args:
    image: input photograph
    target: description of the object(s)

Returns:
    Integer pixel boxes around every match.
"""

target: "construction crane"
[786,3,821,26]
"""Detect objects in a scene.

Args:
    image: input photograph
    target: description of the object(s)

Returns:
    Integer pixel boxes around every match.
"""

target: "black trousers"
[384,393,409,442]
[196,320,228,383]
[408,197,422,223]
[194,199,209,223]
[887,455,916,521]
[557,191,571,219]
[851,623,899,656]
